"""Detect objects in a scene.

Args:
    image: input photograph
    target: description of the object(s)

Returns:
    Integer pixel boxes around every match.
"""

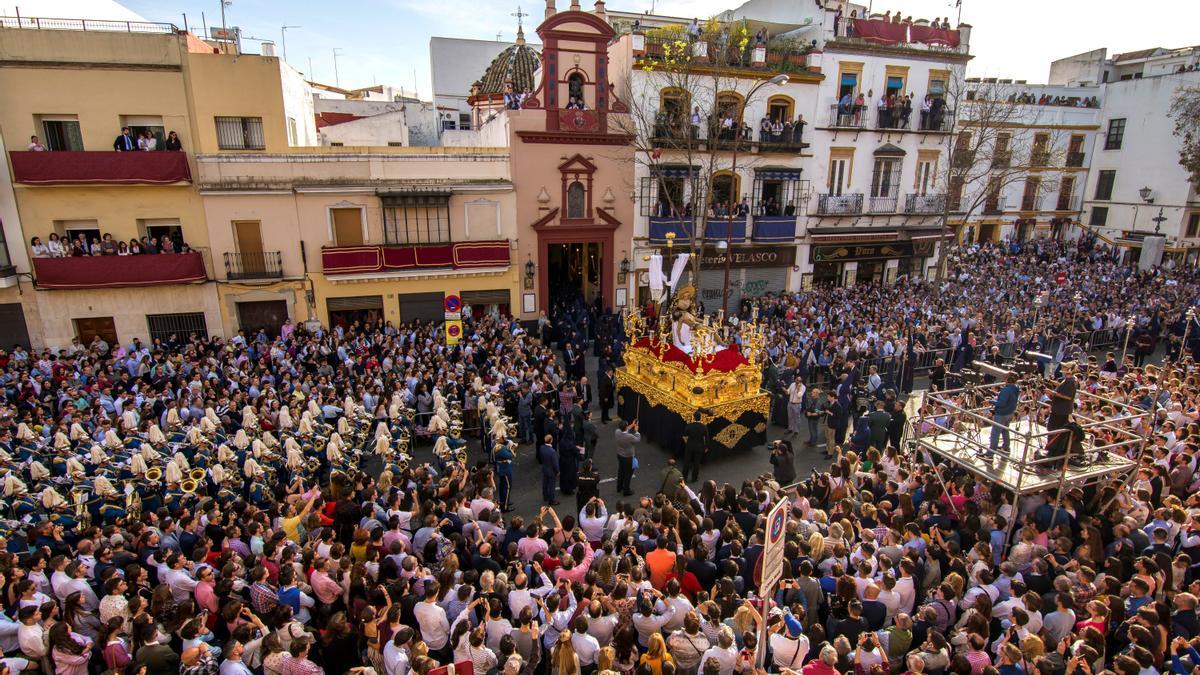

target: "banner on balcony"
[10,151,192,185]
[909,25,960,48]
[850,19,907,45]
[33,252,206,289]
[322,242,510,276]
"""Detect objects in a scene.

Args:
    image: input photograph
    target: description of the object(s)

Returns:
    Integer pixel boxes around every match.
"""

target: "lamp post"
[721,72,789,318]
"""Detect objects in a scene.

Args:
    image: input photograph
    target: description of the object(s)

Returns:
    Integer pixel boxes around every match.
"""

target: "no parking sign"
[445,320,463,345]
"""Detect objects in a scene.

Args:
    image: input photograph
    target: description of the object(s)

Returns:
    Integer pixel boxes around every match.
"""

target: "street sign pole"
[755,497,789,668]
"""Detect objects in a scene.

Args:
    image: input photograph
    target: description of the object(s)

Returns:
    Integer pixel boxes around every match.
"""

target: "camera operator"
[986,372,1020,458]
[1045,361,1078,434]
[769,438,796,485]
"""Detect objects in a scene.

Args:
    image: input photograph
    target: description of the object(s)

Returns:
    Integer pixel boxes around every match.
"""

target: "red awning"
[9,151,192,186]
[909,24,961,48]
[322,241,510,276]
[33,252,207,289]
[851,19,908,45]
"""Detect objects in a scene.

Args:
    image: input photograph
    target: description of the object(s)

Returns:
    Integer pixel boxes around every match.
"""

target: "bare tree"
[934,78,1066,277]
[1169,86,1200,186]
[614,19,803,301]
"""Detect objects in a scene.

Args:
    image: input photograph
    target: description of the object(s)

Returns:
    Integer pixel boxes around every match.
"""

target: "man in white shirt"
[383,628,413,675]
[414,583,451,656]
[786,375,806,436]
[60,561,100,611]
[163,553,199,603]
[769,614,810,671]
[570,616,601,667]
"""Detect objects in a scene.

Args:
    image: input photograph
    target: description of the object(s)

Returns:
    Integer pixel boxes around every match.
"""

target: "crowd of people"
[28,233,192,258]
[0,236,1197,675]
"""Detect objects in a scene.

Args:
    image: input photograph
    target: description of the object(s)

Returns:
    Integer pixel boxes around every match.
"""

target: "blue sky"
[112,0,1200,98]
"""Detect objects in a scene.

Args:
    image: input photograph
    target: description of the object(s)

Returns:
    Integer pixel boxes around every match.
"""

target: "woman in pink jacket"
[49,622,93,675]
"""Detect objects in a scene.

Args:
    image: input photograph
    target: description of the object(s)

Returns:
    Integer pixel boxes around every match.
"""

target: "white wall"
[1081,70,1200,242]
[0,133,30,284]
[320,110,409,146]
[280,63,319,146]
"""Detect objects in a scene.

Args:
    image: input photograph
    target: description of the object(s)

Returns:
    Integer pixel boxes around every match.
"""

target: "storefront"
[809,239,935,286]
[693,245,796,308]
[326,295,384,329]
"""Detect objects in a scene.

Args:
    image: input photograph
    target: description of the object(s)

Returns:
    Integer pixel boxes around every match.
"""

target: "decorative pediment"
[558,154,598,174]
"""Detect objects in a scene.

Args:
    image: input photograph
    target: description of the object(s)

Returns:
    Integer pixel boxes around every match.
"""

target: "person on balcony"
[758,116,772,142]
[30,237,49,258]
[99,234,118,256]
[27,135,47,151]
[138,130,157,152]
[164,131,183,151]
[113,127,136,152]
[792,114,806,144]
[854,91,867,125]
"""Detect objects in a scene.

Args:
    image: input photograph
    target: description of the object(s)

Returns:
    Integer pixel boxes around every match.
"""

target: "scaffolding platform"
[911,382,1147,496]
[919,419,1138,493]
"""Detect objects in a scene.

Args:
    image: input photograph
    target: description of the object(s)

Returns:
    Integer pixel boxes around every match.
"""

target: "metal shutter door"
[326,295,384,312]
[698,267,788,309]
[397,292,445,323]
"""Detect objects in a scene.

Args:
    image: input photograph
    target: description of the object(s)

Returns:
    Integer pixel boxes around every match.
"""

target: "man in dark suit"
[537,434,560,505]
[113,127,136,151]
[682,411,708,482]
[577,376,594,412]
[598,366,616,423]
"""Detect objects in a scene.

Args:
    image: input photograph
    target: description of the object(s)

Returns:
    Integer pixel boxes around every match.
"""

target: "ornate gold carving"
[714,423,749,447]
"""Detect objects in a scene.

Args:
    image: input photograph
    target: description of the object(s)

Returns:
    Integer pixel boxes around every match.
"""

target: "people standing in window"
[47,233,67,257]
[113,127,136,151]
[100,233,118,256]
[138,131,157,152]
[164,131,183,151]
[27,135,47,151]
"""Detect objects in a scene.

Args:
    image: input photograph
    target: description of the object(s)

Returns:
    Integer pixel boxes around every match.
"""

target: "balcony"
[636,33,814,76]
[751,216,798,242]
[32,252,206,289]
[916,108,954,132]
[1020,194,1044,211]
[1055,194,1082,212]
[952,149,976,168]
[905,193,947,215]
[1030,151,1051,167]
[827,104,868,129]
[321,241,510,276]
[647,217,751,245]
[829,16,969,55]
[224,251,283,280]
[1066,151,1086,168]
[983,195,1007,215]
[816,194,864,215]
[9,151,191,186]
[868,195,898,214]
[991,151,1011,169]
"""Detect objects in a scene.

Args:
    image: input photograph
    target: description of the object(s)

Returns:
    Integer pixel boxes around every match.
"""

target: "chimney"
[594,0,607,19]
[545,0,556,19]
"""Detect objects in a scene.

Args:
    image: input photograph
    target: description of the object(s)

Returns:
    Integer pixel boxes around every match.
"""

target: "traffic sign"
[445,320,463,345]
[758,497,788,593]
[444,294,462,313]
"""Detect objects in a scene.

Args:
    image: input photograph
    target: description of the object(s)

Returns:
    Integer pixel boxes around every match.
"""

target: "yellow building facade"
[196,146,520,332]
[0,21,297,348]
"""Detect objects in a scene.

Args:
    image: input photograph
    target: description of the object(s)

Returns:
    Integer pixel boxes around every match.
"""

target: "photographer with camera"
[769,439,796,486]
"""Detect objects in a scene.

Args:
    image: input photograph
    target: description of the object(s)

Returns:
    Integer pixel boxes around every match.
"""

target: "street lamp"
[1139,186,1154,204]
[524,256,535,284]
[618,252,631,284]
[721,72,790,316]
